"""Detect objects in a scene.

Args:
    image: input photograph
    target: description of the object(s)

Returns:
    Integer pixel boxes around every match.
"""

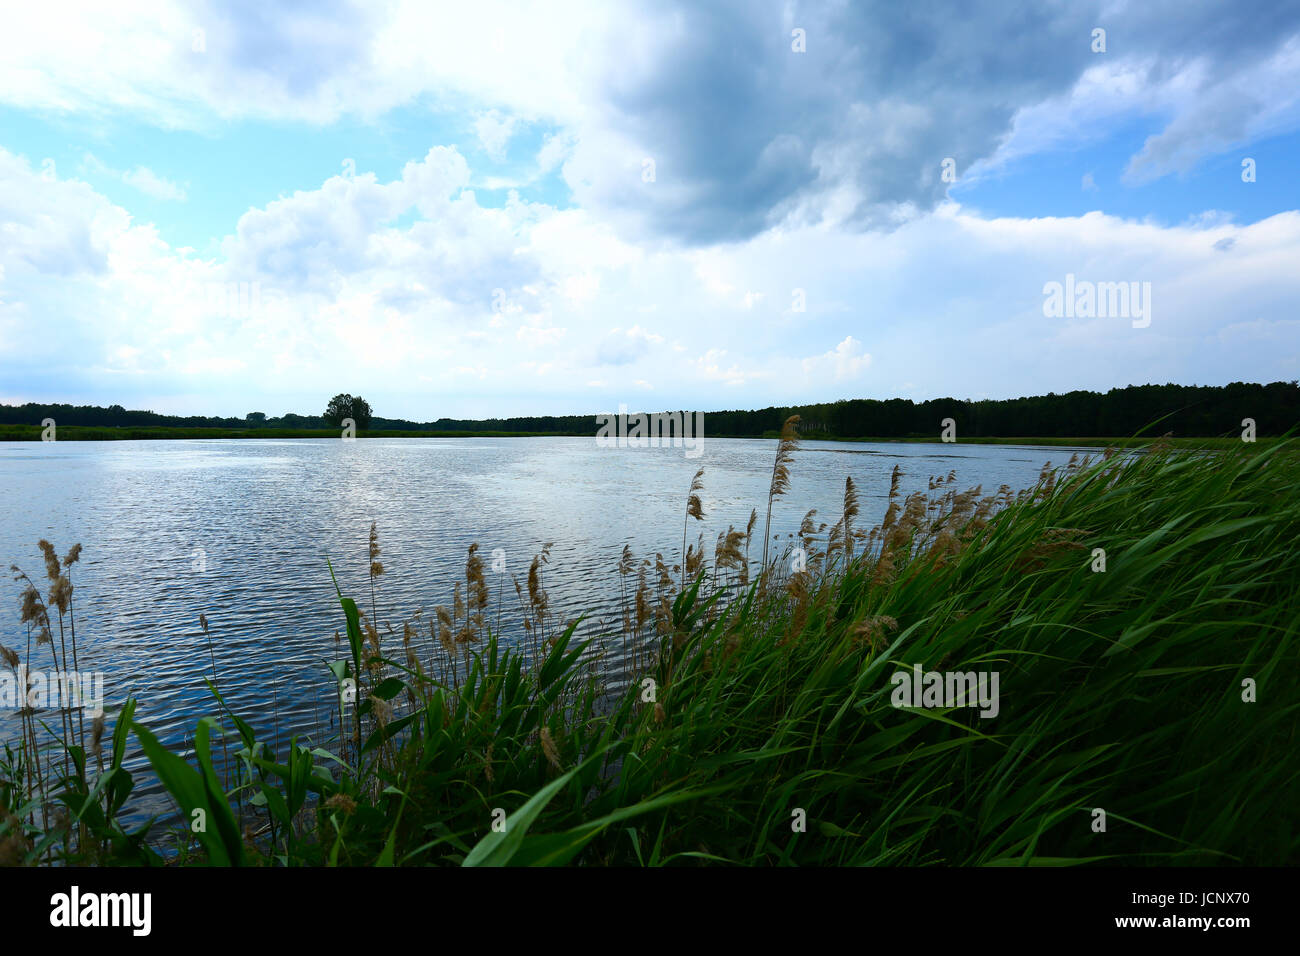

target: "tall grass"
[2,438,1297,865]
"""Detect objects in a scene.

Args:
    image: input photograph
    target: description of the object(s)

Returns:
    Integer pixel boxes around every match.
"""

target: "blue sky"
[1,0,1298,420]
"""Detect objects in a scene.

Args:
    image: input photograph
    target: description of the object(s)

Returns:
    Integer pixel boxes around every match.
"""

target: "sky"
[1,0,1298,420]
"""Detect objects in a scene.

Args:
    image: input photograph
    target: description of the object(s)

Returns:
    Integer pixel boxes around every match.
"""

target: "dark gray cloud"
[572,0,1300,244]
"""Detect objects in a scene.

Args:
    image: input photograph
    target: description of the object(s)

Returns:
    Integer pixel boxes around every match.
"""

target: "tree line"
[2,381,1296,438]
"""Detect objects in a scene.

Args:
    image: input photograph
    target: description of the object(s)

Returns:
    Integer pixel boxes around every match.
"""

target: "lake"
[0,436,1092,821]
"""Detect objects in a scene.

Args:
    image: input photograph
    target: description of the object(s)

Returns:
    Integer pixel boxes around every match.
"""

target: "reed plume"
[34,541,75,779]
[60,544,83,748]
[617,544,634,641]
[1038,462,1057,499]
[842,477,859,562]
[738,508,757,584]
[367,521,384,634]
[528,543,553,646]
[879,464,903,538]
[37,540,60,583]
[685,532,706,578]
[827,518,845,562]
[540,726,562,770]
[795,509,825,578]
[435,607,456,655]
[761,415,801,576]
[466,543,489,638]
[634,565,650,636]
[91,714,106,770]
[710,526,744,599]
[851,615,899,652]
[681,467,705,589]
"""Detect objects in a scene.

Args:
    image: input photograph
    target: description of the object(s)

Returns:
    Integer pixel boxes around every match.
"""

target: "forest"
[1,381,1296,439]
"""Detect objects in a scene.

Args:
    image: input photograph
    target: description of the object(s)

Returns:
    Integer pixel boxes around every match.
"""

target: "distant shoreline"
[0,424,1258,448]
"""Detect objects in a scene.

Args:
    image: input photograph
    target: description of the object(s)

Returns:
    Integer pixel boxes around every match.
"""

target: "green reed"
[3,437,1297,865]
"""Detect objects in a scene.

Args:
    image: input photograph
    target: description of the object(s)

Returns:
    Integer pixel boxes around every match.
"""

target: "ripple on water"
[0,436,1093,825]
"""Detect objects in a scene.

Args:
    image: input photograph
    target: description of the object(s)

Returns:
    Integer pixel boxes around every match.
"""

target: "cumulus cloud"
[2,3,1300,415]
[474,110,517,161]
[693,349,748,387]
[82,153,187,201]
[2,2,1297,246]
[551,1,1300,243]
[802,336,871,383]
[0,150,120,277]
[4,133,1300,416]
[594,325,666,366]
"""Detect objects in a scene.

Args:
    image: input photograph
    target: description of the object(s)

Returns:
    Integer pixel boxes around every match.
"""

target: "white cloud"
[561,272,600,303]
[3,136,1300,418]
[965,37,1300,190]
[82,153,187,201]
[516,324,566,346]
[1124,37,1300,183]
[623,325,664,345]
[537,131,576,175]
[802,336,871,382]
[474,110,517,161]
[0,0,612,127]
[123,166,186,201]
[694,349,748,387]
[1,1,1295,267]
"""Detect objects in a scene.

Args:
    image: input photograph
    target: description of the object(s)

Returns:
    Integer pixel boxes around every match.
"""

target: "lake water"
[0,436,1092,822]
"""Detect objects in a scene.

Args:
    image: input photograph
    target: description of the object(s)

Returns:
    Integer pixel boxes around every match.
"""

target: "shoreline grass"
[805,434,1274,449]
[3,436,1297,866]
[0,425,559,441]
[0,422,1273,448]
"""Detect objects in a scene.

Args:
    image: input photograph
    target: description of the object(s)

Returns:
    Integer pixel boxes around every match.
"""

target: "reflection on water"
[0,436,1094,822]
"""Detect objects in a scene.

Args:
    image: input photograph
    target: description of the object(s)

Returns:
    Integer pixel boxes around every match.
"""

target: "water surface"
[0,436,1092,821]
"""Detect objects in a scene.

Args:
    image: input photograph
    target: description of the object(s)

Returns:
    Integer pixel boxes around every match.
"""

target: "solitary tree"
[351,396,373,429]
[323,394,373,429]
